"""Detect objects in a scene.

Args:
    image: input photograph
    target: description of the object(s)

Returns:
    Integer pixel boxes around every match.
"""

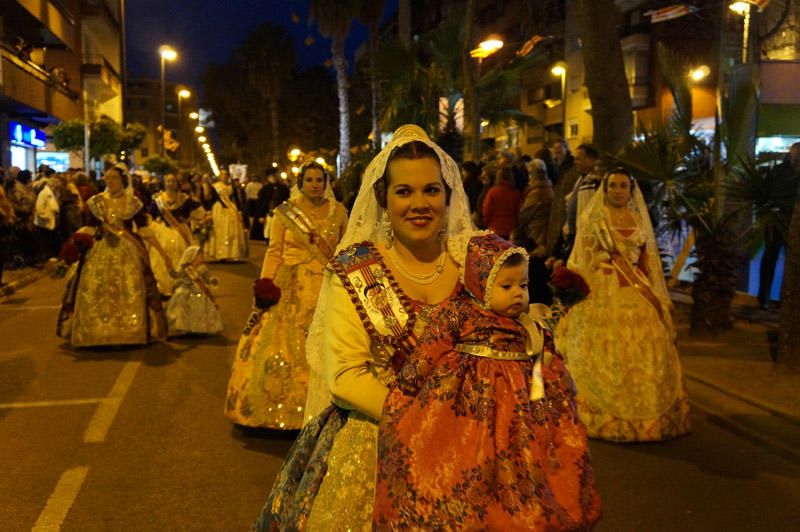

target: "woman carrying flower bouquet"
[57,165,167,347]
[225,161,348,430]
[146,173,207,296]
[555,168,690,442]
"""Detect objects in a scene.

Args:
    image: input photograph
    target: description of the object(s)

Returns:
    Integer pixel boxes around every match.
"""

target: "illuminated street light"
[689,65,710,82]
[158,45,178,156]
[551,64,566,77]
[291,166,300,175]
[729,1,750,14]
[195,126,205,133]
[198,136,207,143]
[470,38,504,60]
[189,112,199,120]
[178,89,191,99]
[280,172,288,179]
[272,162,278,168]
[550,62,567,137]
[203,143,210,150]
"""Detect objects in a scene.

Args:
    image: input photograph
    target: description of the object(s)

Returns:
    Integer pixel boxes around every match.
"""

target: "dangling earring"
[382,211,394,248]
[437,214,448,241]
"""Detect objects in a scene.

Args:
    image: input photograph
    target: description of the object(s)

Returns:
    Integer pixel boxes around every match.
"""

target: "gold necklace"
[386,244,446,285]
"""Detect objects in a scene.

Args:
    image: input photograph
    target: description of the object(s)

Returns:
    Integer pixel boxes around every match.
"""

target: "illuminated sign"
[10,121,46,149]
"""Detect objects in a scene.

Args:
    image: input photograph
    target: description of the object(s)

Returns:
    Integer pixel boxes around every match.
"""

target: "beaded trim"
[482,246,529,310]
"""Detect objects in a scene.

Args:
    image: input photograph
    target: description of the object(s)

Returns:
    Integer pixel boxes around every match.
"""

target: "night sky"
[126,0,398,92]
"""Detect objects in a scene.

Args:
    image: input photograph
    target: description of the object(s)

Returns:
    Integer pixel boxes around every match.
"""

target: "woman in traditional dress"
[57,165,167,347]
[225,161,348,430]
[204,169,247,261]
[250,126,482,530]
[556,167,691,442]
[147,173,206,295]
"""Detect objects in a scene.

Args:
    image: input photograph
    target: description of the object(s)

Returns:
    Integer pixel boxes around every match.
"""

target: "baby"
[373,232,601,531]
[165,245,223,336]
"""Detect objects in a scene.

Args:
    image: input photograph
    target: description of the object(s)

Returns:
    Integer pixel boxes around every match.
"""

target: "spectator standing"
[549,138,575,185]
[482,165,522,239]
[460,160,483,212]
[245,174,264,240]
[33,176,60,259]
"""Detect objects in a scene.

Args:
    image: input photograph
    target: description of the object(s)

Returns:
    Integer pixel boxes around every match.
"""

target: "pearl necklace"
[386,244,446,285]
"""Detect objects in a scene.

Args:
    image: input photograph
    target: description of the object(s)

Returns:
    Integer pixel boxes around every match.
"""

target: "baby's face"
[489,262,530,318]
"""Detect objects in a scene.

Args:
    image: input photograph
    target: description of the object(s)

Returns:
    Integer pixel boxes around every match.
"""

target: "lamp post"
[468,37,504,159]
[551,62,567,139]
[177,89,191,166]
[729,2,752,63]
[158,45,177,156]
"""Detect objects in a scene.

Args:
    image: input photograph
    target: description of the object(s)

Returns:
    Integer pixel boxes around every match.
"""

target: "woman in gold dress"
[225,161,348,430]
[146,173,206,296]
[556,168,691,441]
[204,169,248,261]
[252,125,477,531]
[57,165,167,347]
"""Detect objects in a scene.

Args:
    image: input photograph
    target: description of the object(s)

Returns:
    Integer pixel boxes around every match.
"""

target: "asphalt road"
[1,241,798,531]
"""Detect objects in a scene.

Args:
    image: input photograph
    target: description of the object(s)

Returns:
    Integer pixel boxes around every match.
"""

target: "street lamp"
[195,126,204,133]
[189,111,199,120]
[158,45,177,156]
[689,65,710,82]
[198,135,207,143]
[467,36,505,159]
[551,61,567,139]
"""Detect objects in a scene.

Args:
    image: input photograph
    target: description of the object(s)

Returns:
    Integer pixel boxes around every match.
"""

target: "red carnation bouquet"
[549,266,590,307]
[243,278,282,335]
[54,233,95,277]
[254,278,281,309]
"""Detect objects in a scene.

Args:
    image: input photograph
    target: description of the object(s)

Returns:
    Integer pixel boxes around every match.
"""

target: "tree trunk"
[332,33,351,174]
[369,24,380,150]
[576,0,633,155]
[398,0,411,48]
[462,0,479,161]
[269,94,280,165]
[779,186,800,369]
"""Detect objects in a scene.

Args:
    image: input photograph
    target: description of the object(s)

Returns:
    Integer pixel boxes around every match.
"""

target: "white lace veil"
[568,173,673,330]
[303,124,475,422]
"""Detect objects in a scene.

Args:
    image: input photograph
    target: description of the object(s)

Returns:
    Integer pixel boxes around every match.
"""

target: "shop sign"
[10,121,46,148]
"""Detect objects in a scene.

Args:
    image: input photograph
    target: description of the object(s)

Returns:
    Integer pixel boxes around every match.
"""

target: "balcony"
[82,54,122,102]
[0,42,80,101]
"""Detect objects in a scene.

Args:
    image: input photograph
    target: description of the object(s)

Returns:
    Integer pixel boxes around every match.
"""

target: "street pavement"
[1,242,799,531]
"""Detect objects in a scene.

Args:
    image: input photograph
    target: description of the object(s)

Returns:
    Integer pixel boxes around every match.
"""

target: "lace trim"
[482,246,529,309]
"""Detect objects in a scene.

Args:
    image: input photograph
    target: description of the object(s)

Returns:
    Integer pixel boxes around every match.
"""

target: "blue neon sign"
[10,121,46,149]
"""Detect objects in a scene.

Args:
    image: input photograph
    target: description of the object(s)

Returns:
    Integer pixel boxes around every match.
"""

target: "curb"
[686,377,800,464]
[684,371,800,426]
[0,269,47,301]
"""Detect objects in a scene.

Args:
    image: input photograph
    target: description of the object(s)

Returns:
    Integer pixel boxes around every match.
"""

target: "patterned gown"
[57,193,166,347]
[373,234,602,530]
[225,199,348,429]
[556,225,691,442]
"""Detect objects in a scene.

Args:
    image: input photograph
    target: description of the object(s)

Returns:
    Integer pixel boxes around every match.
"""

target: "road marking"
[32,466,90,531]
[0,398,103,409]
[83,360,141,443]
[0,305,60,311]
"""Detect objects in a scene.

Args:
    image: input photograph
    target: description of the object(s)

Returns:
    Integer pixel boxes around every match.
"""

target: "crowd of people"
[12,126,798,529]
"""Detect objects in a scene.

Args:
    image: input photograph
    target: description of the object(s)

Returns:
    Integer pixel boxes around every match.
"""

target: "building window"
[528,87,545,105]
[569,121,579,139]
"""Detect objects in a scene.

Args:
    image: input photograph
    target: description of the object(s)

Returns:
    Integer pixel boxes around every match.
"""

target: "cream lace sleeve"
[260,215,286,278]
[323,274,389,421]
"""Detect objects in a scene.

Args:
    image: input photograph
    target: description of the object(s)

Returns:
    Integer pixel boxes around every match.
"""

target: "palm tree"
[615,44,757,334]
[310,0,362,173]
[237,23,295,165]
[358,0,386,150]
[576,0,633,154]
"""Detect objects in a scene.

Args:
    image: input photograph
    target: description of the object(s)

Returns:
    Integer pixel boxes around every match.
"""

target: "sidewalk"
[673,294,800,462]
[0,263,51,301]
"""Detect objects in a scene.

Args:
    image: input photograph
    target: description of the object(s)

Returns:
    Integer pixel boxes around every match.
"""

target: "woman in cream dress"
[252,126,475,530]
[204,169,247,261]
[556,167,690,442]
